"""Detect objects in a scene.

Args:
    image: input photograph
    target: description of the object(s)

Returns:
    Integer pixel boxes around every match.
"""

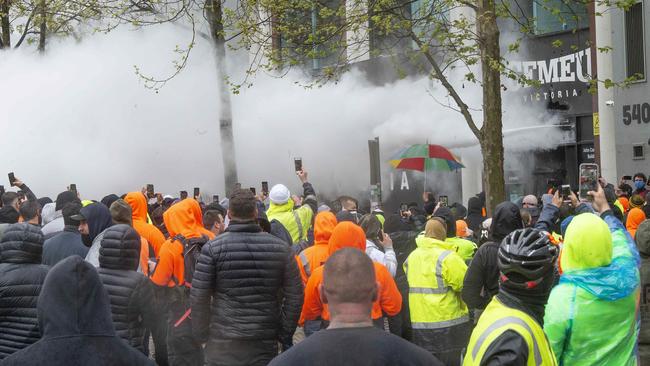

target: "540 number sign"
[623,103,650,125]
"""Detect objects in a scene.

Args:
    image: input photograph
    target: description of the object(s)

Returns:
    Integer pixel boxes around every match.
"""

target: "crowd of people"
[0,170,647,365]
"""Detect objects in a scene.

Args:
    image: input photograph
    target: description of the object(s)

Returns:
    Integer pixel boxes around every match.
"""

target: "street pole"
[592,0,618,182]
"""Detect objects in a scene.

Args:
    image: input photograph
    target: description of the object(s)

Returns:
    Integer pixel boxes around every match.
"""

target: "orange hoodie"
[300,222,402,324]
[627,207,646,239]
[296,212,337,284]
[150,199,215,287]
[125,192,166,257]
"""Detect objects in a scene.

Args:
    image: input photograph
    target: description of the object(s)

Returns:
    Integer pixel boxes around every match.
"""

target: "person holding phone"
[544,185,640,366]
[267,167,318,250]
[0,175,37,225]
[359,214,397,278]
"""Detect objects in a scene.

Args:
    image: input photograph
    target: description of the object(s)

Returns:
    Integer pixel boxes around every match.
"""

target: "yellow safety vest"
[464,297,557,366]
[405,237,469,329]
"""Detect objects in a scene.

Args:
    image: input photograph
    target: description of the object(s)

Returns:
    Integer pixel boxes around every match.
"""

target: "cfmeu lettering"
[509,48,591,85]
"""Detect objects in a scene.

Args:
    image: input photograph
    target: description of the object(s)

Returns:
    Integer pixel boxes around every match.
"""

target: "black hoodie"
[97,225,157,353]
[462,202,523,310]
[0,223,49,360]
[466,197,484,233]
[0,256,154,366]
[80,203,113,246]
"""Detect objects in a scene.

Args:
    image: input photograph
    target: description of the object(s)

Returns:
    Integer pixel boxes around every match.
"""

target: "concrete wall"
[611,3,650,177]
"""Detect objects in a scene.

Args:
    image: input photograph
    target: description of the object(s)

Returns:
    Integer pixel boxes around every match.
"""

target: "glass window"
[625,1,645,79]
[533,0,589,35]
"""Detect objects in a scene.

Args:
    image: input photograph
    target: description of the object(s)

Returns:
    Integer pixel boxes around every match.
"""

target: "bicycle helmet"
[498,228,558,289]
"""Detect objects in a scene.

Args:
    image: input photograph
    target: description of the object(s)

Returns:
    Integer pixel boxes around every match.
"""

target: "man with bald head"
[271,248,441,366]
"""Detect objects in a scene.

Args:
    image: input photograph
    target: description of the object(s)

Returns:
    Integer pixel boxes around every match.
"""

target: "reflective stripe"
[471,316,543,365]
[409,250,453,296]
[404,258,408,275]
[293,211,304,241]
[411,315,469,329]
[409,287,449,294]
[435,250,452,290]
[298,251,311,277]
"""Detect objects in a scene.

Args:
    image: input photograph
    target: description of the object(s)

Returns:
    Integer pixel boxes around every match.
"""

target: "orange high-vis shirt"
[295,212,337,285]
[150,239,184,287]
[125,192,167,257]
[300,261,402,325]
[150,198,215,287]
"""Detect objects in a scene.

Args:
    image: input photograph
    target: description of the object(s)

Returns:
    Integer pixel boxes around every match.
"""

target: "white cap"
[269,184,290,205]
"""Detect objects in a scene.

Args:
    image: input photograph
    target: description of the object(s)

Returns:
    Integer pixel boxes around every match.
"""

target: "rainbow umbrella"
[389,144,464,172]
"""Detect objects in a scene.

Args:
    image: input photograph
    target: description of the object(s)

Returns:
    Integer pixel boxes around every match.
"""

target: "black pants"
[204,339,278,366]
[151,318,169,366]
[167,309,203,366]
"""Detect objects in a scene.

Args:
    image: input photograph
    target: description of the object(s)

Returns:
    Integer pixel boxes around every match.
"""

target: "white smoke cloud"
[0,23,564,202]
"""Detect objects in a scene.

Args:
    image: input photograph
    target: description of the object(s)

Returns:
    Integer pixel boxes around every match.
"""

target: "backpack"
[170,234,210,286]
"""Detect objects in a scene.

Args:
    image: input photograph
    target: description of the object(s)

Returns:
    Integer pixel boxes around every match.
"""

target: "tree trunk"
[206,0,238,196]
[477,0,505,215]
[0,0,10,48]
[37,0,46,53]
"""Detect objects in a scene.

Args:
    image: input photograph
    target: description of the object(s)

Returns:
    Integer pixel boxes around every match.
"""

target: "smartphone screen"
[249,187,256,195]
[579,164,599,200]
[180,191,188,200]
[262,181,269,194]
[8,172,15,186]
[561,184,572,201]
[69,184,77,195]
[439,195,449,207]
[0,185,5,197]
[146,184,154,198]
[213,195,219,203]
[294,158,303,172]
[622,175,632,181]
[193,187,200,198]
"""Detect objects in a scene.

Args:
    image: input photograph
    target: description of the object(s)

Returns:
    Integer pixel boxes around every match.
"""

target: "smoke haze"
[0,24,564,201]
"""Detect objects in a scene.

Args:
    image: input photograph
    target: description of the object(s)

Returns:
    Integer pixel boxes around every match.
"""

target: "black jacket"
[42,226,89,266]
[97,225,156,353]
[1,256,154,366]
[462,202,523,310]
[190,221,304,350]
[0,223,49,360]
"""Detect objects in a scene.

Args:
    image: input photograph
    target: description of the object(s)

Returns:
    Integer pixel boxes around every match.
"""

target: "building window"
[625,1,645,79]
[533,0,589,35]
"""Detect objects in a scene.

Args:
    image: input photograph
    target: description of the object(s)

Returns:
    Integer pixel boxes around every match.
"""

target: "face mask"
[635,180,646,190]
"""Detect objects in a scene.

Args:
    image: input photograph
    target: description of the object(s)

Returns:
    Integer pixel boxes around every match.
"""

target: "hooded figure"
[76,203,113,247]
[544,213,640,365]
[296,211,338,284]
[626,207,646,239]
[124,192,166,257]
[434,207,477,262]
[97,225,156,354]
[1,256,154,366]
[0,223,49,360]
[636,220,650,345]
[462,202,523,311]
[466,197,485,233]
[300,222,402,332]
[407,218,470,364]
[41,191,80,238]
[150,199,215,366]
